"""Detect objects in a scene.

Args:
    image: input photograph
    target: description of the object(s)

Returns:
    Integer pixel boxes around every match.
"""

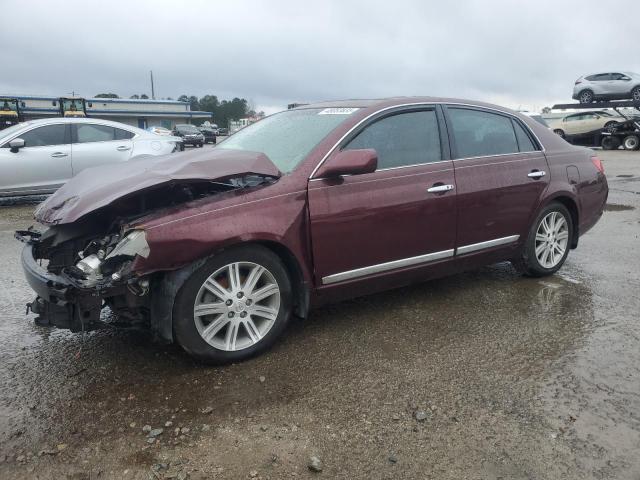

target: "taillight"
[591,156,604,173]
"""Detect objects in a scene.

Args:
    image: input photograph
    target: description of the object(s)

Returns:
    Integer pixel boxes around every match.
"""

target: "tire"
[520,202,573,277]
[623,135,640,150]
[553,129,565,138]
[173,245,293,364]
[632,86,640,102]
[578,90,594,104]
[604,121,619,133]
[601,136,621,150]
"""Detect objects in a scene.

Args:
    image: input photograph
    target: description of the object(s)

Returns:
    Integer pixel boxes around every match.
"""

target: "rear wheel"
[521,202,573,277]
[578,90,594,104]
[173,245,292,364]
[553,129,565,138]
[623,135,640,150]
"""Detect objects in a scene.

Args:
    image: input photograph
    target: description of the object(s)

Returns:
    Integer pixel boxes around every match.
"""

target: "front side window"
[448,108,518,157]
[344,110,441,169]
[18,124,67,147]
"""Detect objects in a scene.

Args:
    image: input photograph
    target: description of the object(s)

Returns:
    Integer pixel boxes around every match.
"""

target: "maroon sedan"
[17,98,608,363]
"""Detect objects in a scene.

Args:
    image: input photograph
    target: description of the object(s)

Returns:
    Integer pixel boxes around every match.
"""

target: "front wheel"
[632,86,640,102]
[520,203,573,277]
[173,245,293,364]
[553,129,565,138]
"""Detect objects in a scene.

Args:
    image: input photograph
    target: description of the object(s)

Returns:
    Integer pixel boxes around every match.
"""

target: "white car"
[573,72,640,104]
[0,118,181,197]
[546,111,625,138]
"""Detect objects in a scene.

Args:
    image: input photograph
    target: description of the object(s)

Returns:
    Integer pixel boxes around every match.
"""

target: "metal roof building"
[3,94,212,129]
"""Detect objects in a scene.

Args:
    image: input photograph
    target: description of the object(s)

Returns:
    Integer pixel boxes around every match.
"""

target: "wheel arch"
[149,239,311,343]
[546,195,580,249]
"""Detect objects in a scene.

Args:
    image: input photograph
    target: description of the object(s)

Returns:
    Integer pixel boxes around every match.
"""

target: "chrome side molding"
[322,249,454,285]
[322,234,520,285]
[455,235,520,255]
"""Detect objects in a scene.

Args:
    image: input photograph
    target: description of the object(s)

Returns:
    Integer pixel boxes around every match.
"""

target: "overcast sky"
[1,0,637,114]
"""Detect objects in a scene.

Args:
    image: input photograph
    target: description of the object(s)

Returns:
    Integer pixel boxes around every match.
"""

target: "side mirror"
[9,138,25,153]
[314,148,378,178]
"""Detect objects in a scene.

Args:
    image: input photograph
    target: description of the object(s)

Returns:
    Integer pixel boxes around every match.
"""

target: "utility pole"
[150,71,155,100]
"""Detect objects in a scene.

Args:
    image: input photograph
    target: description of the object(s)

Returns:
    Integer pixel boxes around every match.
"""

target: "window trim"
[443,105,542,160]
[339,105,446,172]
[1,123,71,148]
[309,102,545,180]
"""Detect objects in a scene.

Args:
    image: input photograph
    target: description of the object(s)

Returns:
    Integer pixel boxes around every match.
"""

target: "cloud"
[1,0,637,113]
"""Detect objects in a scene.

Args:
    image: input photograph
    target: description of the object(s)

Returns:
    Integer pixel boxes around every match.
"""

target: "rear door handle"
[528,170,546,179]
[51,152,68,158]
[427,184,454,193]
[116,146,131,151]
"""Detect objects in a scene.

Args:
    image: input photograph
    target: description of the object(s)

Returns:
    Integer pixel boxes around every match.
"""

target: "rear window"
[448,108,518,157]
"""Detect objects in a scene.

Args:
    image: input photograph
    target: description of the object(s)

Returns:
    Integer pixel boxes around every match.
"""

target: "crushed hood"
[35,148,281,225]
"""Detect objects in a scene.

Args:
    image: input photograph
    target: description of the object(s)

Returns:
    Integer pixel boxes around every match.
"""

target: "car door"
[308,106,457,287]
[563,114,583,135]
[444,106,549,254]
[590,73,610,95]
[0,123,72,195]
[71,123,134,174]
[608,73,630,96]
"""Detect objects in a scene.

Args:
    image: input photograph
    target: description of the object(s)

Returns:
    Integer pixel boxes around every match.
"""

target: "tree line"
[94,93,255,127]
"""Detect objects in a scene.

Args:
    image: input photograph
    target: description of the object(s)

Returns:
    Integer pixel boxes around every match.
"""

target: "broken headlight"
[74,230,150,284]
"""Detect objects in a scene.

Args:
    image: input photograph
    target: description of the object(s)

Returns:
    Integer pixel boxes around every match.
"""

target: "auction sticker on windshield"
[318,108,360,115]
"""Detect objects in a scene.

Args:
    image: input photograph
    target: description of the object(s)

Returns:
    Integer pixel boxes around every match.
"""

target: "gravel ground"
[0,149,639,480]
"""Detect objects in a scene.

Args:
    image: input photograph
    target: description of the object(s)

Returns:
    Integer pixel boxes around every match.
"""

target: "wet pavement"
[0,150,639,479]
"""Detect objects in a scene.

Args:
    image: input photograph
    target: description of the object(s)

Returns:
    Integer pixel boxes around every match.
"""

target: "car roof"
[0,117,155,139]
[292,96,521,115]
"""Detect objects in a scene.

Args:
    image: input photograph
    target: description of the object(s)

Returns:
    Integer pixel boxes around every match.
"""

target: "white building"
[3,94,212,129]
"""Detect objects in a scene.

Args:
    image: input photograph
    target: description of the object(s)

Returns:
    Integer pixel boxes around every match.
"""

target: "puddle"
[604,203,635,212]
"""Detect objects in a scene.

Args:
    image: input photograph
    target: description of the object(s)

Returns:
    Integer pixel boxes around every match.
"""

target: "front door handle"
[427,184,454,193]
[116,145,131,151]
[51,152,68,158]
[528,170,546,179]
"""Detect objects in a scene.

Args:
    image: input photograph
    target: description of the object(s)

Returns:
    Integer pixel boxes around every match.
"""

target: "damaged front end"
[16,226,153,332]
[15,147,282,336]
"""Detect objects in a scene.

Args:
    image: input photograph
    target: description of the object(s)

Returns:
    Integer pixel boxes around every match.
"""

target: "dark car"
[198,127,217,144]
[172,124,204,147]
[217,127,228,136]
[17,97,608,364]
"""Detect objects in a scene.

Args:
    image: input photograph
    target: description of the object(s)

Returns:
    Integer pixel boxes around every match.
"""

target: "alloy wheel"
[193,262,281,351]
[579,91,593,103]
[633,88,640,102]
[534,211,569,269]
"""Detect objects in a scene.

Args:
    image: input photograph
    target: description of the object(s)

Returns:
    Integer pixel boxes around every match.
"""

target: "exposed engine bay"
[16,175,277,335]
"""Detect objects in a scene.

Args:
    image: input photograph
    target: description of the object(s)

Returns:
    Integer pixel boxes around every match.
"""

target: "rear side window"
[19,124,68,147]
[586,73,610,81]
[513,121,536,152]
[74,124,134,143]
[345,110,441,169]
[115,128,134,140]
[448,108,518,158]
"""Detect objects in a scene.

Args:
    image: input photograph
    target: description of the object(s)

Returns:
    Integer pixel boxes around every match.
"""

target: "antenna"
[150,71,155,100]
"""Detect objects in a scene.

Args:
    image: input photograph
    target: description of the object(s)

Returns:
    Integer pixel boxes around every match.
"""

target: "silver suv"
[573,72,640,104]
